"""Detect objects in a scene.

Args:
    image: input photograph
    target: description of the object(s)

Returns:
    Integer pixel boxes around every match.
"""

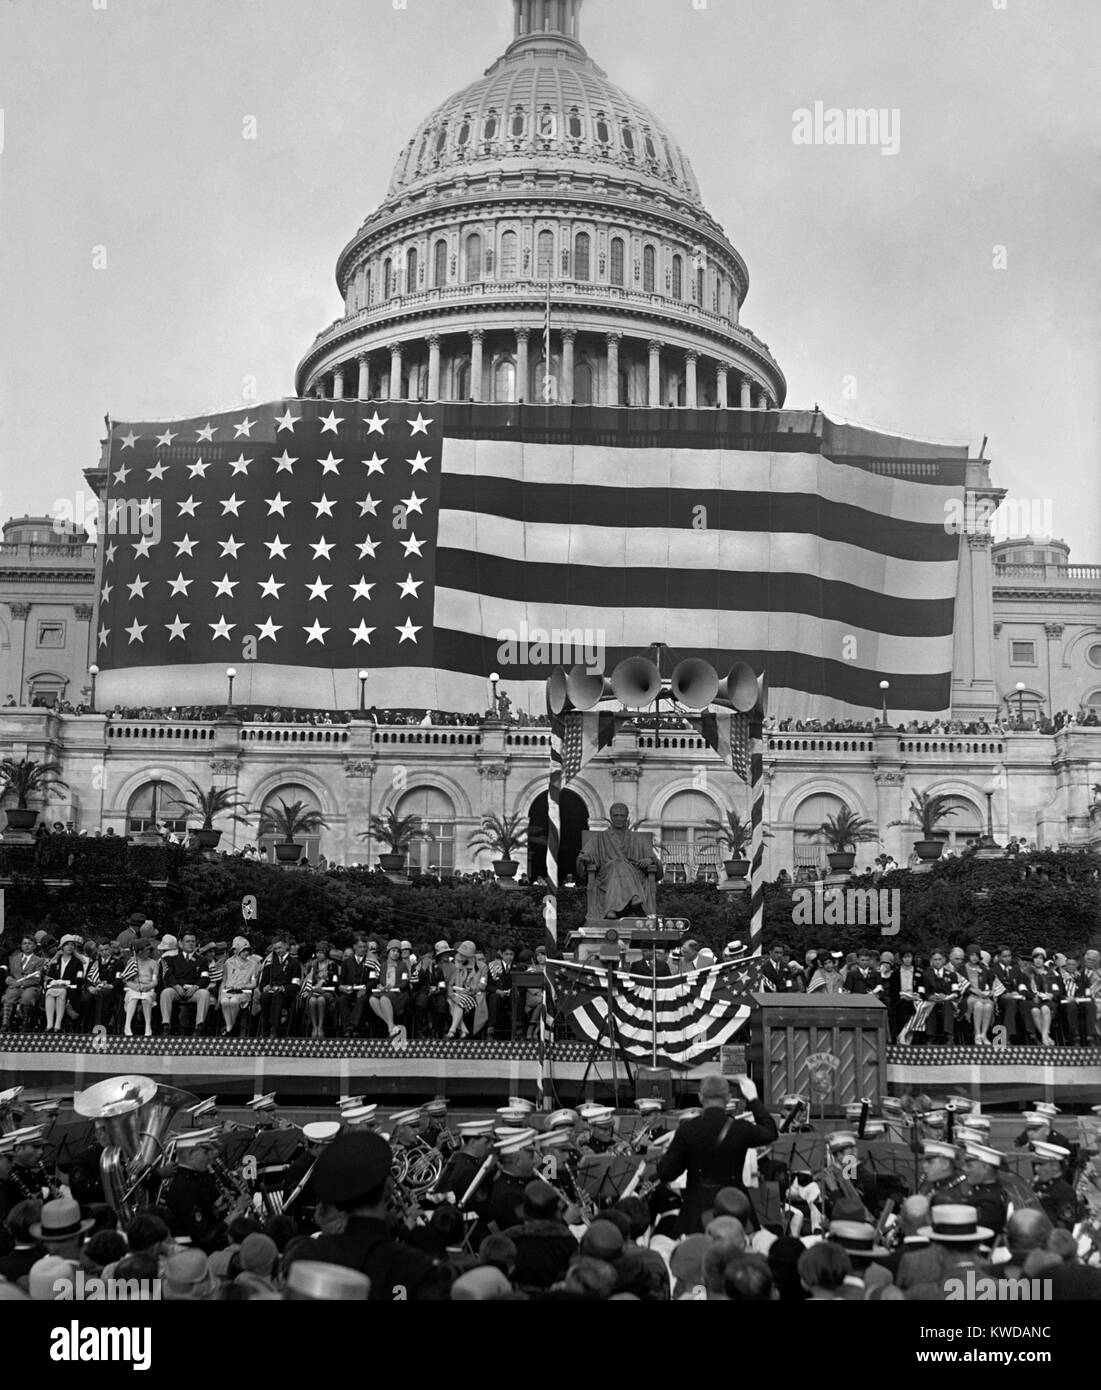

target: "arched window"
[568,107,583,140]
[406,246,418,292]
[259,784,324,865]
[494,358,517,403]
[464,232,482,283]
[510,106,526,140]
[643,131,657,161]
[660,790,722,883]
[483,110,499,143]
[574,231,591,282]
[713,274,721,312]
[499,230,518,280]
[643,245,656,292]
[924,797,985,852]
[395,787,455,873]
[671,254,683,299]
[383,258,394,299]
[435,124,448,156]
[1085,688,1101,711]
[365,267,372,304]
[595,112,610,145]
[696,266,705,304]
[609,237,625,287]
[574,361,593,406]
[620,120,635,155]
[537,229,554,280]
[793,793,847,876]
[456,360,471,401]
[432,238,447,288]
[457,118,471,148]
[127,780,188,836]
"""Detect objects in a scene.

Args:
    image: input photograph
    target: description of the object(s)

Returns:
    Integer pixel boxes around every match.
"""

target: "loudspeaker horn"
[610,656,662,709]
[565,664,614,711]
[715,661,759,714]
[547,667,572,716]
[670,658,719,710]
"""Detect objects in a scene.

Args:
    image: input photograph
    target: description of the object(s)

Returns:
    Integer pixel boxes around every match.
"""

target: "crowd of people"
[0,1075,1097,1302]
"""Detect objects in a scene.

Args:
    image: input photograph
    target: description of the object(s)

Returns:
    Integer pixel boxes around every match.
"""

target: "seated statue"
[577,803,663,920]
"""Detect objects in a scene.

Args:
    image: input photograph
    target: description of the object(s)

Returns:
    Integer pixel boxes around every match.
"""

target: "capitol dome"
[296,0,785,412]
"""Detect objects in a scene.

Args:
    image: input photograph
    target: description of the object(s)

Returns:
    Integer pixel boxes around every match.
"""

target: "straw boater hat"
[828,1220,890,1260]
[30,1197,95,1243]
[918,1204,994,1244]
[286,1261,369,1302]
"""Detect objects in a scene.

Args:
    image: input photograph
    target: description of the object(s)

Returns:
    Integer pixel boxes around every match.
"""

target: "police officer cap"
[312,1132,392,1205]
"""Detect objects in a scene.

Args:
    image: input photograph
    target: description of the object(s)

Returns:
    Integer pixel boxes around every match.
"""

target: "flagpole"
[540,679,565,1111]
[544,278,552,403]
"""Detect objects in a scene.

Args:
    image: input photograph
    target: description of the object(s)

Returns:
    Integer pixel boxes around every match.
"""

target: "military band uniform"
[1035,1175,1080,1231]
[962,1179,1009,1238]
[311,1217,449,1300]
[655,1099,779,1235]
[163,1166,227,1253]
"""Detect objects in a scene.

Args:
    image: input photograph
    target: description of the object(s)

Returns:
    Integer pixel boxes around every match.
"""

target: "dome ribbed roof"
[385,38,702,207]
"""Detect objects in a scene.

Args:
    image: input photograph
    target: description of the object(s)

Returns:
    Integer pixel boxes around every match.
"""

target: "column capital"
[647,339,663,355]
[389,342,403,359]
[427,333,442,349]
[561,327,577,343]
[684,348,699,363]
[355,352,370,364]
[9,603,31,620]
[605,331,622,346]
[515,327,531,343]
[470,328,486,343]
[715,362,729,377]
[966,532,993,550]
[1044,622,1065,640]
[332,361,345,376]
[74,604,93,622]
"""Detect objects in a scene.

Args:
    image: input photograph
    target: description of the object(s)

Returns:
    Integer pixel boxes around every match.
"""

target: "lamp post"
[879,680,890,726]
[489,671,500,718]
[1015,681,1026,726]
[974,775,1003,858]
[358,669,369,714]
[225,667,236,712]
[88,664,99,711]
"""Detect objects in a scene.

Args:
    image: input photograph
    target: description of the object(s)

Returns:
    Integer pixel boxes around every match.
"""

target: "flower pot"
[914,840,943,861]
[493,859,520,878]
[4,808,38,832]
[274,842,304,864]
[723,858,751,878]
[379,852,406,872]
[191,828,223,850]
[826,851,855,872]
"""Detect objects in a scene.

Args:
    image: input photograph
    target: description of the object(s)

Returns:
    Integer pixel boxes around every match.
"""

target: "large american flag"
[95,400,966,717]
[545,956,768,1069]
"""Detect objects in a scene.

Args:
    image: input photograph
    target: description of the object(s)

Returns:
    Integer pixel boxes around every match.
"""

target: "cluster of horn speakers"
[547,656,766,716]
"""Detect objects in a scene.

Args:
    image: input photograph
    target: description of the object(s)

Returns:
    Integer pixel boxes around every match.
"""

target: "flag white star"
[113,464,131,485]
[221,493,245,517]
[303,619,330,644]
[127,576,148,600]
[118,430,139,449]
[98,624,110,647]
[265,493,290,516]
[364,411,388,435]
[146,461,168,482]
[356,535,379,559]
[397,573,423,599]
[196,422,217,442]
[105,542,117,564]
[401,532,426,557]
[313,495,336,519]
[178,495,200,517]
[132,536,154,560]
[274,407,300,433]
[212,573,239,598]
[174,535,197,557]
[209,615,236,641]
[165,615,190,641]
[100,581,113,603]
[319,410,344,434]
[350,578,375,601]
[311,537,335,561]
[272,450,297,473]
[318,452,342,476]
[167,572,192,596]
[256,617,282,642]
[358,494,379,517]
[349,621,376,644]
[188,457,211,478]
[233,415,256,438]
[219,535,244,558]
[407,452,431,474]
[125,619,147,643]
[396,618,422,644]
[305,577,332,601]
[155,428,178,448]
[138,498,157,519]
[265,535,290,560]
[409,412,433,436]
[228,454,251,476]
[401,491,426,516]
[364,453,387,476]
[258,574,284,599]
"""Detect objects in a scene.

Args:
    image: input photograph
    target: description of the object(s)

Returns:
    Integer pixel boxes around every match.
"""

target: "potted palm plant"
[0,757,69,832]
[467,812,543,883]
[172,779,253,850]
[817,805,878,872]
[363,810,432,872]
[699,809,773,881]
[909,790,957,863]
[258,798,329,864]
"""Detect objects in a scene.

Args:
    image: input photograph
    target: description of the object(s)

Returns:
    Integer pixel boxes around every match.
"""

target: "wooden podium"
[747,994,888,1116]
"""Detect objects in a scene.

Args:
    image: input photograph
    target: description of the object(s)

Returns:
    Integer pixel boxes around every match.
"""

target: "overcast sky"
[0,0,1097,557]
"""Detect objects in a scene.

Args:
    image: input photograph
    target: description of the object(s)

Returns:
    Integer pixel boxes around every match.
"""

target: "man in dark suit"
[760,943,802,993]
[256,934,301,1036]
[1,936,45,1031]
[920,951,958,1044]
[844,949,886,999]
[992,946,1031,1043]
[654,1073,778,1235]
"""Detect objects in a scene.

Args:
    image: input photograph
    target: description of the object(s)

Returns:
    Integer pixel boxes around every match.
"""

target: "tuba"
[74,1074,198,1224]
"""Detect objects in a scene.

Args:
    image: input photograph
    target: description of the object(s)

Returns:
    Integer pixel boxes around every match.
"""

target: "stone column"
[716,363,728,408]
[515,329,530,402]
[561,328,576,403]
[470,329,485,402]
[605,333,621,405]
[389,344,403,400]
[74,603,94,686]
[648,340,662,406]
[754,386,768,410]
[356,354,370,400]
[739,376,753,409]
[427,335,442,401]
[9,603,30,702]
[684,349,698,408]
[331,363,345,400]
[313,379,327,400]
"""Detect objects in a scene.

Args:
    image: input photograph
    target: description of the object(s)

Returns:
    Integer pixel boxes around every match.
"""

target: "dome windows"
[500,230,518,280]
[457,117,472,148]
[464,231,483,283]
[433,238,448,288]
[643,130,657,162]
[537,229,554,280]
[567,107,584,141]
[483,110,499,144]
[643,245,656,292]
[510,106,527,140]
[383,257,394,299]
[671,253,684,300]
[435,124,449,156]
[620,120,635,156]
[609,236,625,288]
[537,106,557,141]
[406,246,419,292]
[574,231,591,282]
[595,112,610,146]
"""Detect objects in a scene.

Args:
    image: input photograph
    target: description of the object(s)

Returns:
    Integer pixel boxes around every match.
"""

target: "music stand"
[578,941,633,1106]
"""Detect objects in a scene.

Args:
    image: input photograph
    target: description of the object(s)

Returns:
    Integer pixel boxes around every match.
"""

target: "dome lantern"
[510,0,585,55]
